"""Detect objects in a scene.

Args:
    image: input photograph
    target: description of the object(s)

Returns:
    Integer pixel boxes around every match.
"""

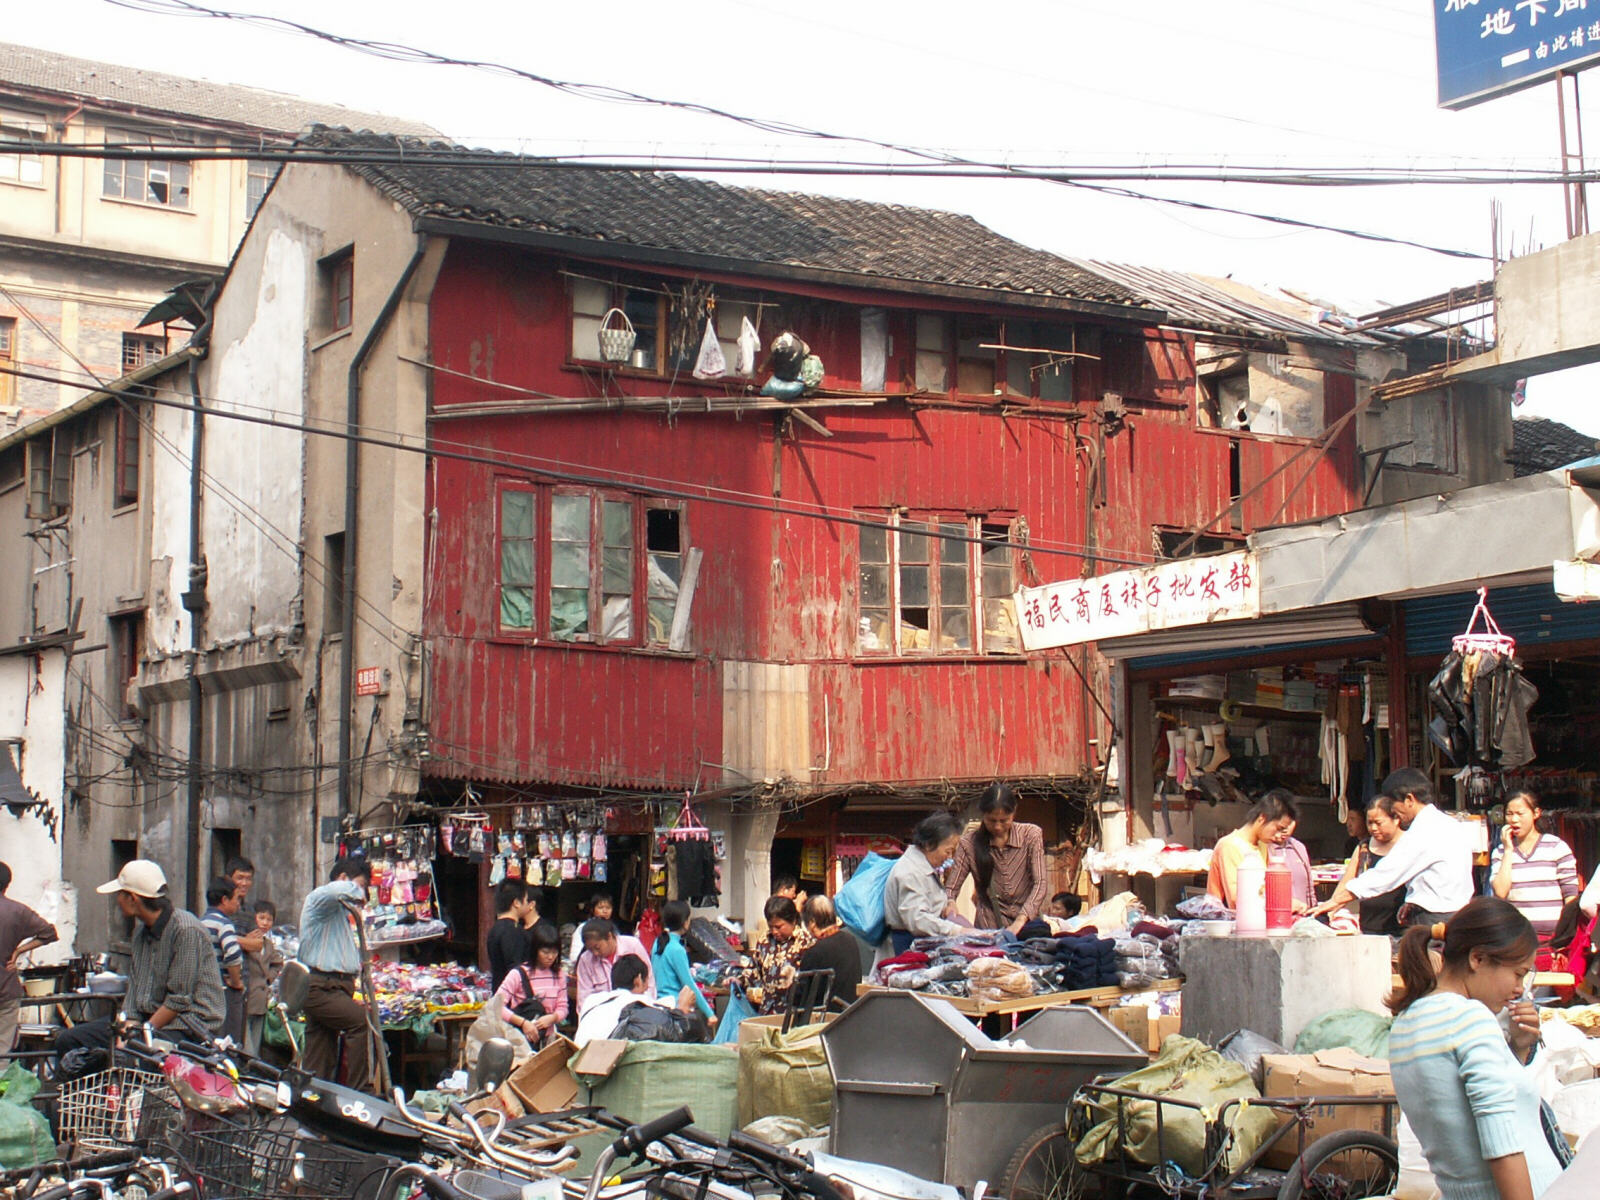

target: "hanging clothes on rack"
[666,796,720,906]
[1427,590,1540,770]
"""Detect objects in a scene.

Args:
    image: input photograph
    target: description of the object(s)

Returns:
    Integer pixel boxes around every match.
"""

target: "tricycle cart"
[1001,1081,1399,1200]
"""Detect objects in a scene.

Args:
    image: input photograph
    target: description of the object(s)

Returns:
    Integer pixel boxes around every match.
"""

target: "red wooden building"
[317,138,1388,920]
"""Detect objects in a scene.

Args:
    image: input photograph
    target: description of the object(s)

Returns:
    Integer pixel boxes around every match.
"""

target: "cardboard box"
[507,1036,579,1113]
[1107,1005,1150,1053]
[1259,1049,1394,1169]
[735,1012,837,1048]
[1152,1014,1181,1051]
[569,1037,630,1079]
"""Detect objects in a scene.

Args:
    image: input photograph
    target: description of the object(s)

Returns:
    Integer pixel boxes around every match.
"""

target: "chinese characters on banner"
[1435,0,1600,109]
[1013,550,1260,651]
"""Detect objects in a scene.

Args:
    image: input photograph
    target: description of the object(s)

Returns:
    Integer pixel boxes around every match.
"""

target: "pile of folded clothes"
[1113,920,1182,988]
[1010,932,1120,991]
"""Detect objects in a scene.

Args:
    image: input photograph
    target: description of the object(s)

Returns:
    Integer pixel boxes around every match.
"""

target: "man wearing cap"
[55,860,226,1060]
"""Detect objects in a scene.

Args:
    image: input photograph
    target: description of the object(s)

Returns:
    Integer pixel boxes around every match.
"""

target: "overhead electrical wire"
[1,141,1589,186]
[92,0,1493,260]
[0,360,1156,569]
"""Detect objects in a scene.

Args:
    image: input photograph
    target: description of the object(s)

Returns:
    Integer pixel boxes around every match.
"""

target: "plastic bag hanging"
[736,315,760,375]
[693,316,726,379]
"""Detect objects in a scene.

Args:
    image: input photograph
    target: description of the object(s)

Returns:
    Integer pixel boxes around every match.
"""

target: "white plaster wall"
[0,652,77,959]
[203,227,308,645]
[148,392,194,658]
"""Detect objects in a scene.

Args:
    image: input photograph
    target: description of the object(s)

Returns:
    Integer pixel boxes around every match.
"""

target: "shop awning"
[1097,603,1376,670]
[1253,467,1600,612]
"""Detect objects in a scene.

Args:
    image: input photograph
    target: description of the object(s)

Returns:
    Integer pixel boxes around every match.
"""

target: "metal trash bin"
[821,991,1147,1191]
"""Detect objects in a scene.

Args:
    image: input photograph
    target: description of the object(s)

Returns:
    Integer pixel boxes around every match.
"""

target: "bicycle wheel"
[1276,1130,1398,1200]
[1001,1123,1124,1200]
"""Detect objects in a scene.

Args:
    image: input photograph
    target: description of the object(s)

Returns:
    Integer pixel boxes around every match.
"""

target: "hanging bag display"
[693,316,727,380]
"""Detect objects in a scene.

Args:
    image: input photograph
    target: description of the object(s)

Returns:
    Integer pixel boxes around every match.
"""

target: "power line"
[3,140,1590,186]
[1,360,1157,568]
[91,0,1491,260]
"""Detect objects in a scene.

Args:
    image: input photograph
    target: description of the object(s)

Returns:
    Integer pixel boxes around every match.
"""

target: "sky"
[11,0,1600,432]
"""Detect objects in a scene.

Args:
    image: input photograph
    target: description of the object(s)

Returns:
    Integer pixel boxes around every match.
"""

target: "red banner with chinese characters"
[1013,549,1260,651]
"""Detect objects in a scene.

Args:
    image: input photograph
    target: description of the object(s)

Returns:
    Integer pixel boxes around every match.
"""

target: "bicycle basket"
[57,1066,177,1151]
[176,1117,395,1200]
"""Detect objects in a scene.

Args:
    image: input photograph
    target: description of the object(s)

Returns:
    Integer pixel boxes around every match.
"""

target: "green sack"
[737,1020,833,1130]
[575,1042,739,1141]
[0,1062,40,1107]
[1076,1034,1277,1177]
[0,1065,52,1170]
[1293,1009,1392,1060]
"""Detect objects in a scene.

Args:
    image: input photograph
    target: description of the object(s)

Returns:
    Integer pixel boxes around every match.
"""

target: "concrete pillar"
[1179,933,1391,1049]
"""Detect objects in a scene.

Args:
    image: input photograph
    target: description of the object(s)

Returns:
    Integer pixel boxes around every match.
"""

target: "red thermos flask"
[1265,850,1294,932]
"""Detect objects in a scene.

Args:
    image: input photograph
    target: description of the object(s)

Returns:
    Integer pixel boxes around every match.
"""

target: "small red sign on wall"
[356,667,383,696]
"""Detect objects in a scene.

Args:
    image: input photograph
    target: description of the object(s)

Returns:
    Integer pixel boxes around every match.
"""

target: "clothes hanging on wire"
[669,838,719,905]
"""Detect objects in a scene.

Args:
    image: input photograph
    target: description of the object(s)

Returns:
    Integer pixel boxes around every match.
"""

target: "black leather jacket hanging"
[1427,648,1539,770]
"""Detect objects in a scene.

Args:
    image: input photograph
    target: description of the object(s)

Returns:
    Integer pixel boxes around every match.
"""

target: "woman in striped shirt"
[943,784,1048,934]
[494,921,569,1045]
[1491,792,1581,943]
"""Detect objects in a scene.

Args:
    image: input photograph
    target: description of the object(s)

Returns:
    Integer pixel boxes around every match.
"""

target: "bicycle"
[1001,1082,1398,1200]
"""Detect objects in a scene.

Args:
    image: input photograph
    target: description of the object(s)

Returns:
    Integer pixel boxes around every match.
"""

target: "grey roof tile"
[0,41,435,136]
[1510,415,1599,476]
[319,132,1148,308]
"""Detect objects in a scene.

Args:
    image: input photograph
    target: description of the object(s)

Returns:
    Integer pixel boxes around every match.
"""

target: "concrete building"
[0,41,431,428]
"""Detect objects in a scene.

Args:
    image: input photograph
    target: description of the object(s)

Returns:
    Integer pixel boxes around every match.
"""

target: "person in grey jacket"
[883,811,967,954]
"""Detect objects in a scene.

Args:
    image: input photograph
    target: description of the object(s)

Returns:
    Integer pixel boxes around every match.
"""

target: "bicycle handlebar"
[613,1106,695,1157]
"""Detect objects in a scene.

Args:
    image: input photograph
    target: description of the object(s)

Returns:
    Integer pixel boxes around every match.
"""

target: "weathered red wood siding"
[421,243,1362,790]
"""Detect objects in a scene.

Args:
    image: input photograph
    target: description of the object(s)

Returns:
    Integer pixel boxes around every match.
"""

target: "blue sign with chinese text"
[1435,0,1600,109]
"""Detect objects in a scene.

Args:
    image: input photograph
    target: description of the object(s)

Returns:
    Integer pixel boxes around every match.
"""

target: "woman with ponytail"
[943,784,1047,935]
[1388,896,1560,1199]
[649,900,715,1028]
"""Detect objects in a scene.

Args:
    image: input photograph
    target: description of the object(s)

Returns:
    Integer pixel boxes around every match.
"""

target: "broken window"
[122,333,167,372]
[0,316,14,410]
[102,128,193,209]
[980,523,1021,653]
[1001,322,1075,403]
[549,492,592,640]
[914,315,951,392]
[108,611,144,718]
[645,506,683,645]
[858,514,1020,656]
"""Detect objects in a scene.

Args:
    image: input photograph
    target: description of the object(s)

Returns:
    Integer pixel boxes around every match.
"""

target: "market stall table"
[855,976,1180,1018]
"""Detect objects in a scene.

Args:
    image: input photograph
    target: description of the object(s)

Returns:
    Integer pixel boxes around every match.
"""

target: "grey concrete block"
[1179,933,1391,1050]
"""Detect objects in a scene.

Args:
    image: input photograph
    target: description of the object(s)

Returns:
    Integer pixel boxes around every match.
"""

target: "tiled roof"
[1510,415,1599,476]
[320,132,1149,309]
[0,42,435,136]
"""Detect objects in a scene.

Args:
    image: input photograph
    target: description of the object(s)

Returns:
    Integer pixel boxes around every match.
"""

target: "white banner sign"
[1015,550,1260,651]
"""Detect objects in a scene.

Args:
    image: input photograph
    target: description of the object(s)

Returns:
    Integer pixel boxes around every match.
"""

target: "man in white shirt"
[1313,768,1473,927]
[573,954,699,1047]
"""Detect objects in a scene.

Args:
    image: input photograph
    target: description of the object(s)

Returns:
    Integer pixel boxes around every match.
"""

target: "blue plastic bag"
[712,984,755,1044]
[836,852,894,946]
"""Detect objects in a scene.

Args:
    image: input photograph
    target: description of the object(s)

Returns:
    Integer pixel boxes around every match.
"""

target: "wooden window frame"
[914,315,1077,403]
[25,429,70,520]
[495,483,691,647]
[0,316,14,410]
[0,113,45,188]
[245,159,278,218]
[121,332,167,372]
[495,483,539,639]
[856,513,1022,657]
[113,402,140,508]
[108,611,144,720]
[331,254,354,332]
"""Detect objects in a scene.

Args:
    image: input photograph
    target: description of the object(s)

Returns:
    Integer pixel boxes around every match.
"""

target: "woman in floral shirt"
[746,896,813,1014]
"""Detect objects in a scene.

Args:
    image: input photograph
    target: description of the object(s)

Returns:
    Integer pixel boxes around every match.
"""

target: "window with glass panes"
[498,488,536,631]
[857,514,1020,655]
[498,486,689,645]
[102,129,192,208]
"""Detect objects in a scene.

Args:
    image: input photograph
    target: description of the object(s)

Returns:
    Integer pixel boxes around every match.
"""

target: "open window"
[857,513,1020,656]
[25,429,70,519]
[102,128,193,209]
[113,402,140,508]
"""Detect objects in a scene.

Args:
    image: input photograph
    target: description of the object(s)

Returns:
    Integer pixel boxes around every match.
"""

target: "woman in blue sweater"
[1389,896,1560,1200]
[652,901,716,1029]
